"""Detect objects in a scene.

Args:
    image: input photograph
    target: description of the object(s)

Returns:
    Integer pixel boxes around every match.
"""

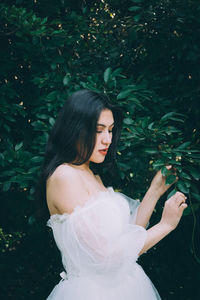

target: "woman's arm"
[139,191,187,255]
[136,187,160,227]
[136,166,177,227]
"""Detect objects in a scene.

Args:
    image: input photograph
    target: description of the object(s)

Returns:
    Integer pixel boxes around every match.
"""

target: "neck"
[70,161,90,172]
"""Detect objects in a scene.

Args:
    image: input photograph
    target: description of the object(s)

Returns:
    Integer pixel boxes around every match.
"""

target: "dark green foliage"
[0,0,200,299]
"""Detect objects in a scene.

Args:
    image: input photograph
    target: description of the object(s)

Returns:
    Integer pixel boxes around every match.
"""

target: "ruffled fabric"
[46,187,161,300]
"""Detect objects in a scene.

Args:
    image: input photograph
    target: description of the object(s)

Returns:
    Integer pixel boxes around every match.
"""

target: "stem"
[189,193,200,263]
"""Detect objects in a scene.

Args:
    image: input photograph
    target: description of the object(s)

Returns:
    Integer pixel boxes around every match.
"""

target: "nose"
[102,131,112,145]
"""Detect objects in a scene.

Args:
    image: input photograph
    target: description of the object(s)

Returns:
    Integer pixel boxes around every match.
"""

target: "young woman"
[41,89,187,300]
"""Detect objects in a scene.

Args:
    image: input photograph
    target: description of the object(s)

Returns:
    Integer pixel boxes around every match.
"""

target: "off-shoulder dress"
[47,187,161,300]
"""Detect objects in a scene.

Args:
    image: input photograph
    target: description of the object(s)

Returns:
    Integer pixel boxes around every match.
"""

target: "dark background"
[0,1,200,299]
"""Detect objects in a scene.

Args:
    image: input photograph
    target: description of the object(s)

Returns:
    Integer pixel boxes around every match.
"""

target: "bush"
[0,0,200,299]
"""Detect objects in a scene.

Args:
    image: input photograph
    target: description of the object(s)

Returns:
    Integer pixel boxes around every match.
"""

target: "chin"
[90,157,106,164]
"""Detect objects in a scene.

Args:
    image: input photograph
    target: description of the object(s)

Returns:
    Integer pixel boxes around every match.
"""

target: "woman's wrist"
[158,220,175,234]
[140,221,174,255]
[146,186,162,201]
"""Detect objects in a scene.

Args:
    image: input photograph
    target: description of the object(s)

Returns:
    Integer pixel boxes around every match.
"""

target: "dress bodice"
[47,187,147,281]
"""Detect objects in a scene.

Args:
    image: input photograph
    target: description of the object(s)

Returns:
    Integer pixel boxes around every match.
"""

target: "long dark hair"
[36,89,123,222]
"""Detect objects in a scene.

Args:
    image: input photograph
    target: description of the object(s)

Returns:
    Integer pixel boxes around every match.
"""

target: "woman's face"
[89,109,114,164]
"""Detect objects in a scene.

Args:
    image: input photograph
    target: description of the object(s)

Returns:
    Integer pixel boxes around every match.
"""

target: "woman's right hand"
[140,191,188,255]
[160,191,188,231]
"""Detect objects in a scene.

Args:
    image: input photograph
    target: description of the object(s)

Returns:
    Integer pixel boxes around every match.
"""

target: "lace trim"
[60,270,81,281]
[47,213,69,227]
[47,187,114,227]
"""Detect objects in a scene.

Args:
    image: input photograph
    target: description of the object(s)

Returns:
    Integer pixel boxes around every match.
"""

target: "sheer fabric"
[47,187,161,299]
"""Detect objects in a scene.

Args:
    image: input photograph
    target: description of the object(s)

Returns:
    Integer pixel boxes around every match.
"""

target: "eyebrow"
[96,122,115,128]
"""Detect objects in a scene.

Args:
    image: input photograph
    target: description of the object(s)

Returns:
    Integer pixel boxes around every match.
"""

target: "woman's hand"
[139,191,188,254]
[149,165,177,198]
[160,191,187,231]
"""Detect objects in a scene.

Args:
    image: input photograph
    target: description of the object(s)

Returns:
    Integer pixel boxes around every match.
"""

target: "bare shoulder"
[48,163,77,180]
[46,164,86,215]
[47,164,79,190]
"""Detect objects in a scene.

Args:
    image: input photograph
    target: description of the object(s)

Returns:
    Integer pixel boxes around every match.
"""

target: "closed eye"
[96,129,113,134]
[96,124,114,134]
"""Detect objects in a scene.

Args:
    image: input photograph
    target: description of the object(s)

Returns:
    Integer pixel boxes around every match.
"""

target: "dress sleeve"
[118,193,141,224]
[60,199,147,276]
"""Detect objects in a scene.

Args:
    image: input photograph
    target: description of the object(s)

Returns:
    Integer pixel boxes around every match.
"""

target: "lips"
[99,148,108,156]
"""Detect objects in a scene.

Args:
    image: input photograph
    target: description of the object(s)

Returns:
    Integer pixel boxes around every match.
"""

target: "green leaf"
[177,181,189,193]
[161,112,175,122]
[30,187,35,195]
[41,17,48,25]
[166,126,181,134]
[30,156,43,163]
[169,117,184,123]
[190,182,199,194]
[0,153,5,164]
[167,188,177,199]
[191,192,200,202]
[28,166,40,173]
[168,159,181,166]
[49,117,55,126]
[104,67,112,83]
[133,15,141,22]
[28,215,36,225]
[0,170,16,177]
[112,68,123,77]
[15,142,23,151]
[128,6,141,12]
[117,89,133,100]
[119,171,125,180]
[51,63,57,70]
[123,118,133,125]
[36,114,49,119]
[3,181,11,192]
[148,122,155,130]
[184,180,191,188]
[144,148,158,154]
[82,7,87,14]
[161,166,171,177]
[3,124,10,132]
[187,167,200,180]
[63,76,70,86]
[152,161,165,168]
[176,142,191,150]
[186,153,200,159]
[31,120,47,131]
[165,174,177,185]
[160,112,185,122]
[46,91,57,101]
[181,172,191,180]
[183,204,200,216]
[128,97,144,109]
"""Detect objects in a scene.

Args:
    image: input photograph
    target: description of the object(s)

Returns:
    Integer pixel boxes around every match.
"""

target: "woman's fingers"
[179,202,188,212]
[161,190,188,230]
[173,191,187,206]
[163,166,179,186]
[165,165,172,170]
[165,165,178,182]
[180,202,187,208]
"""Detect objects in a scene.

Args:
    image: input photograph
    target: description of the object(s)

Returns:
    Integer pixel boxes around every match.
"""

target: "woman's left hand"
[149,165,177,198]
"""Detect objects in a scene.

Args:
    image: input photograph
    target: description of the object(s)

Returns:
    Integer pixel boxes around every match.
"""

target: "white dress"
[47,187,161,300]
